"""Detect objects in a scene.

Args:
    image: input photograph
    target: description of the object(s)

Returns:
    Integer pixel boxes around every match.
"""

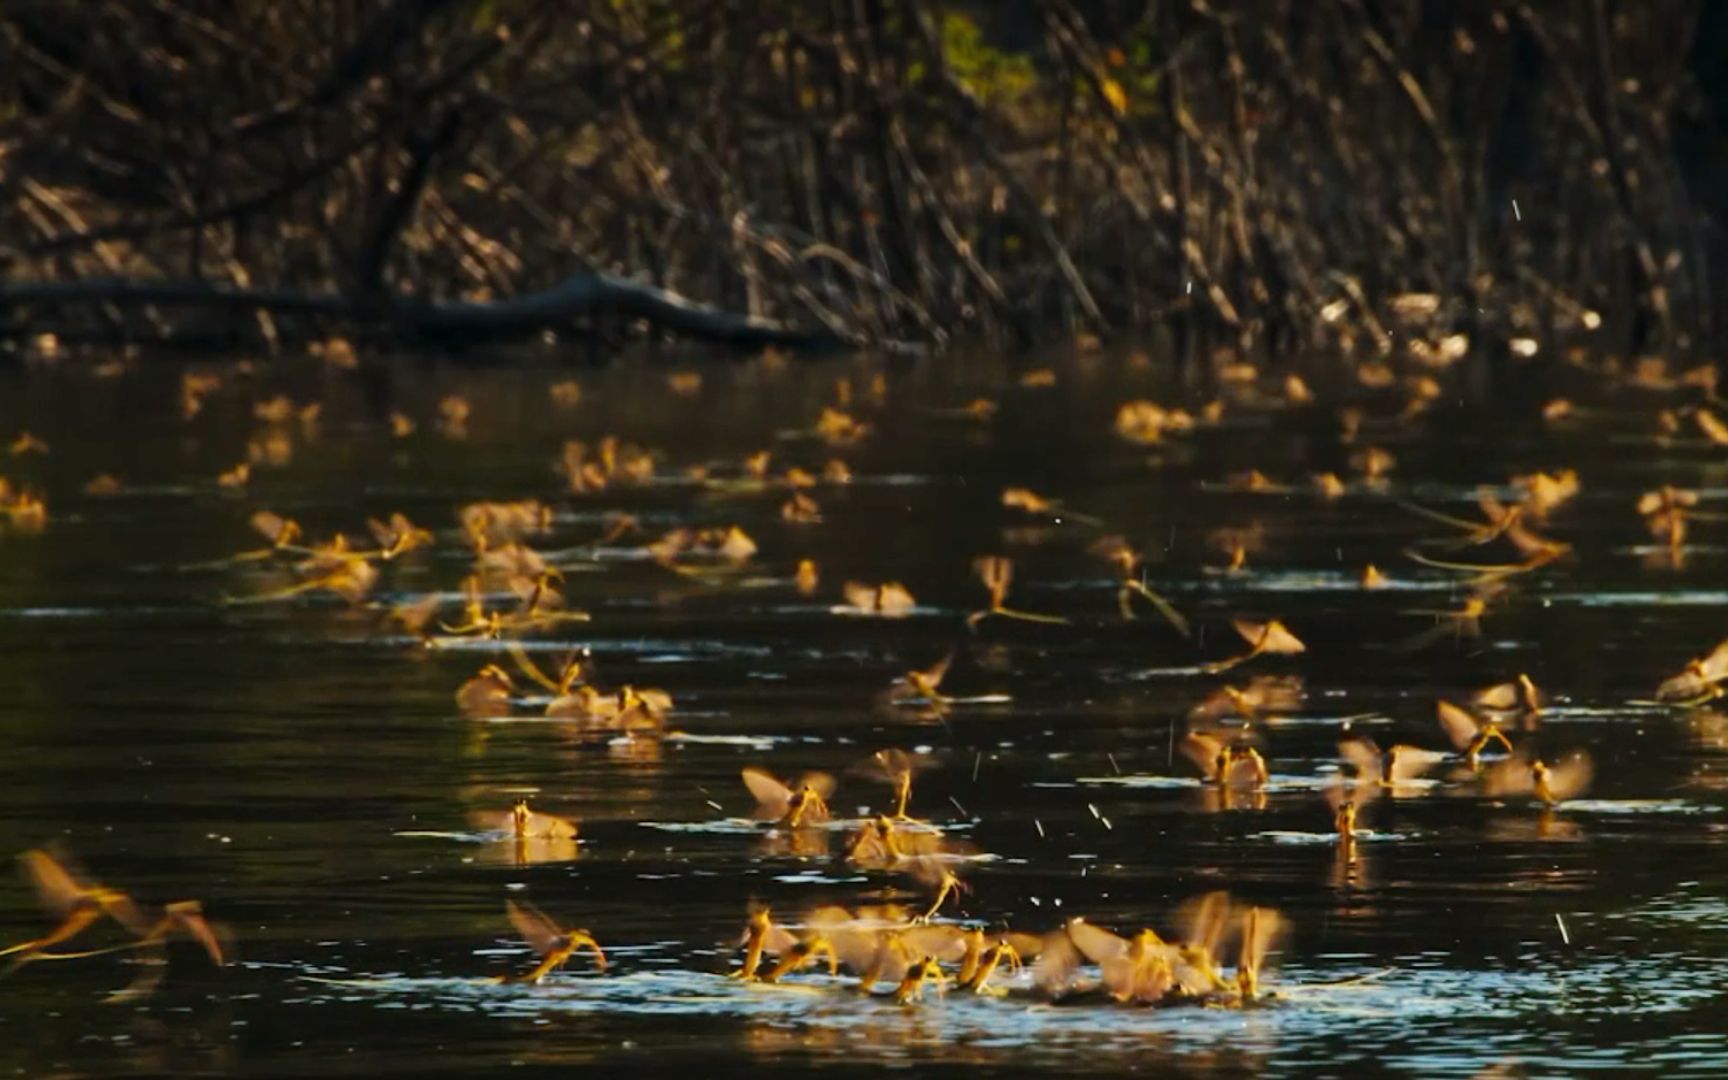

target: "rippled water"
[0,348,1725,1077]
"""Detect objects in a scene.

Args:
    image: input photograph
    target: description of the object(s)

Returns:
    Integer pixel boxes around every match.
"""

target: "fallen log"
[0,273,863,353]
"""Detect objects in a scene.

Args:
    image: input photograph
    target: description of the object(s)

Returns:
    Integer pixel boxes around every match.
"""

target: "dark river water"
[0,346,1724,1077]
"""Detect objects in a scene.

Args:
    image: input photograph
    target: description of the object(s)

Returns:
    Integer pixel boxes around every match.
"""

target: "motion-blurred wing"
[20,849,86,916]
[1180,732,1224,780]
[1548,751,1594,802]
[741,768,794,816]
[1338,736,1383,783]
[797,771,838,802]
[1064,918,1129,965]
[1436,701,1483,752]
[506,900,566,959]
[1480,754,1537,798]
[1388,745,1449,783]
[900,925,969,963]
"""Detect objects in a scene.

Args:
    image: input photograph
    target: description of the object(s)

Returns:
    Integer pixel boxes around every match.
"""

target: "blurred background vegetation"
[0,1,1723,358]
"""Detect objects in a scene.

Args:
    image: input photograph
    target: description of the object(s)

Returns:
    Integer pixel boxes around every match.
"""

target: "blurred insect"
[966,555,1068,629]
[835,581,917,618]
[390,593,444,637]
[1232,905,1287,1001]
[794,558,820,595]
[455,664,514,717]
[1436,701,1515,768]
[0,486,47,529]
[1481,751,1594,807]
[1181,731,1270,789]
[229,556,379,606]
[1001,487,1102,526]
[238,510,307,561]
[812,407,871,446]
[1205,619,1305,673]
[889,655,954,718]
[762,930,840,984]
[469,799,578,867]
[742,768,835,828]
[1348,446,1396,482]
[844,815,937,866]
[507,568,591,629]
[736,911,839,984]
[959,935,1035,994]
[476,800,578,841]
[1312,472,1347,499]
[924,397,997,422]
[1473,674,1543,717]
[1188,675,1305,725]
[1655,637,1728,705]
[1,849,150,966]
[1,850,228,999]
[1637,486,1728,555]
[1203,525,1263,576]
[1396,586,1500,651]
[914,865,967,922]
[855,749,925,819]
[780,493,822,524]
[496,900,605,984]
[1404,534,1569,576]
[1167,891,1236,996]
[217,462,251,490]
[1512,470,1580,521]
[894,954,947,1004]
[1322,777,1379,848]
[818,912,919,994]
[365,513,435,560]
[548,379,582,409]
[1114,399,1192,444]
[731,908,794,981]
[1219,470,1290,493]
[506,643,587,697]
[1064,920,1178,1004]
[1087,536,1189,634]
[1339,734,1448,790]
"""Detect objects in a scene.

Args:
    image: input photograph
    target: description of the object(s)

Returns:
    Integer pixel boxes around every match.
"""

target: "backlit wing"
[1700,638,1728,683]
[1032,929,1083,995]
[1176,890,1234,956]
[21,849,86,916]
[741,768,794,816]
[900,925,969,963]
[1480,754,1536,798]
[506,900,565,959]
[1338,736,1383,783]
[1065,918,1129,964]
[841,582,876,611]
[1237,906,1287,975]
[1180,732,1224,779]
[164,901,231,966]
[797,771,838,802]
[1436,701,1483,752]
[1547,751,1594,802]
[1388,745,1449,783]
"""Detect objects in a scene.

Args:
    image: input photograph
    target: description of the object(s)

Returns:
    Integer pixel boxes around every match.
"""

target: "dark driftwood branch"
[354,110,464,298]
[0,274,860,352]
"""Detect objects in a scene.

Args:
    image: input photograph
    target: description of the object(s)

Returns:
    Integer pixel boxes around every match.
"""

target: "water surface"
[0,348,1724,1077]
